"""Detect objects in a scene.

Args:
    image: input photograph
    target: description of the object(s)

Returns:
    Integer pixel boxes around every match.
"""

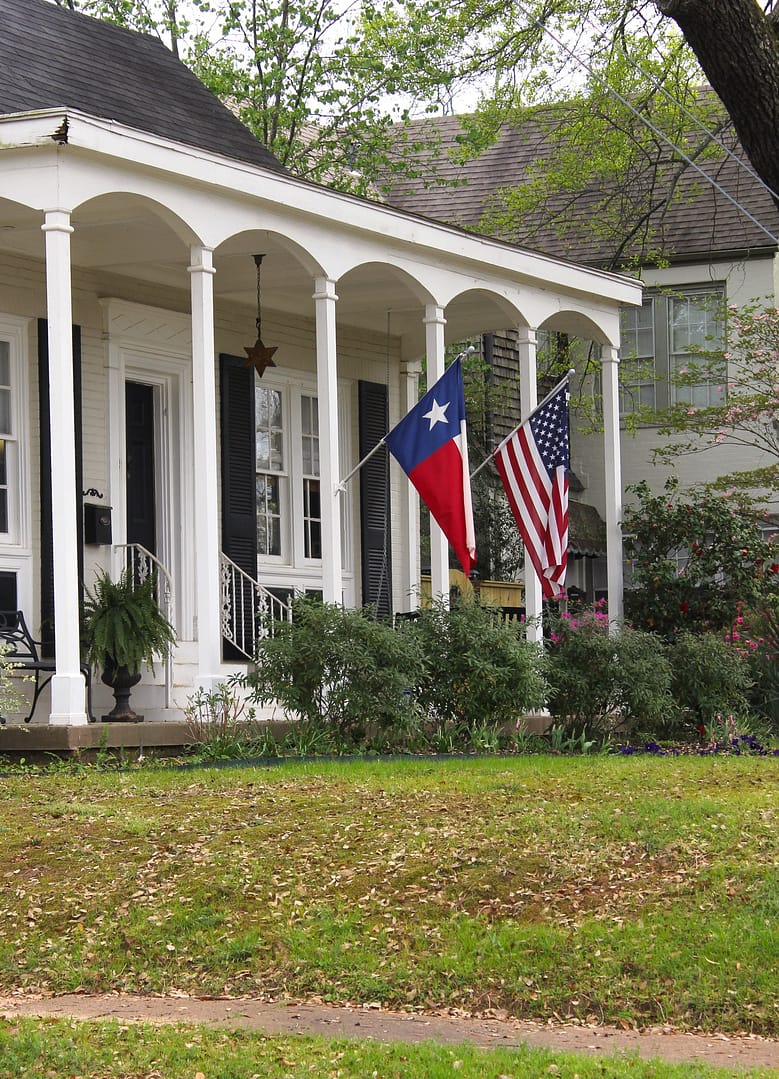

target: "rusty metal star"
[244,340,278,378]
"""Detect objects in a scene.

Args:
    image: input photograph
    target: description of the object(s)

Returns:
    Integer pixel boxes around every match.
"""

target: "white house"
[0,0,640,726]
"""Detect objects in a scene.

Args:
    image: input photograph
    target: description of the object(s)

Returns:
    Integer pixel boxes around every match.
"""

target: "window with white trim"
[300,394,321,559]
[255,384,285,558]
[0,340,11,535]
[619,299,656,413]
[255,376,329,571]
[619,287,725,413]
[668,291,725,407]
[0,318,28,548]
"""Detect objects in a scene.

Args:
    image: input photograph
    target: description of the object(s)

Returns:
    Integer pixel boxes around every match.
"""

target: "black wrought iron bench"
[0,610,94,723]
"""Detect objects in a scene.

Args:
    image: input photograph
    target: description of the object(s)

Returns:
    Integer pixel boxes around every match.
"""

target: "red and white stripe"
[494,424,569,598]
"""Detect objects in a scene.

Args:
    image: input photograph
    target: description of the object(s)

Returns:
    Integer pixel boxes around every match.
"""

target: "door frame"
[125,379,158,558]
[103,300,194,639]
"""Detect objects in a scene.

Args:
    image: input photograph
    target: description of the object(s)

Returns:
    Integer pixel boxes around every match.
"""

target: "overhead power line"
[579,7,779,205]
[514,1,779,244]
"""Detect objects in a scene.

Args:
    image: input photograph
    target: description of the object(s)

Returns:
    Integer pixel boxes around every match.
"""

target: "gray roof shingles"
[0,0,284,173]
[388,114,779,268]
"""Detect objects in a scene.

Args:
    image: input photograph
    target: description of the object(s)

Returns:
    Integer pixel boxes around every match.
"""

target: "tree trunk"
[656,0,779,202]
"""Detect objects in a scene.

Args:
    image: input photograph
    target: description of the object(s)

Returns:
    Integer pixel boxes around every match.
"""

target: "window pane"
[301,395,319,478]
[256,431,270,470]
[670,291,725,407]
[0,439,7,533]
[257,473,282,556]
[303,477,321,559]
[270,430,284,471]
[0,342,9,387]
[619,299,655,413]
[256,386,284,472]
[0,388,10,436]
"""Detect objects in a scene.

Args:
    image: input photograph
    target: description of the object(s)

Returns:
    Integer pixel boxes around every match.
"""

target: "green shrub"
[410,600,546,733]
[734,598,779,733]
[0,642,24,719]
[623,478,776,639]
[668,632,753,731]
[183,682,278,761]
[545,608,674,737]
[246,596,425,747]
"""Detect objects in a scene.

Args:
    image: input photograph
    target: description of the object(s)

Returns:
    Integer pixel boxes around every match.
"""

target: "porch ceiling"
[0,193,519,352]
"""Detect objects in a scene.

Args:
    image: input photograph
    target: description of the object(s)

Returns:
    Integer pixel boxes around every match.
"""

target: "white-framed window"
[255,384,285,558]
[255,374,333,572]
[668,291,725,408]
[619,299,656,413]
[300,394,321,560]
[0,316,30,549]
[619,287,725,413]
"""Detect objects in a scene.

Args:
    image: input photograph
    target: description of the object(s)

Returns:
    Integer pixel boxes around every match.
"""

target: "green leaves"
[82,569,176,674]
[653,303,779,493]
[623,478,778,638]
[246,595,546,749]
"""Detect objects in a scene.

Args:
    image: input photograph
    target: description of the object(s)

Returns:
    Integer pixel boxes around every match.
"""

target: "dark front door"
[125,381,156,556]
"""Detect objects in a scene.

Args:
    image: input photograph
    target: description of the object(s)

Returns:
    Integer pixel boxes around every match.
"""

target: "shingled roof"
[0,0,284,173]
[388,113,779,270]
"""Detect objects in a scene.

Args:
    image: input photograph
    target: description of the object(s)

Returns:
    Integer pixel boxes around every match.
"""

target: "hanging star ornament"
[244,338,278,377]
[245,253,277,376]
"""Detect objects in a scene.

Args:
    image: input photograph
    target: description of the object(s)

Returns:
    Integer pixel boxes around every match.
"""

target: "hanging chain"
[254,253,264,340]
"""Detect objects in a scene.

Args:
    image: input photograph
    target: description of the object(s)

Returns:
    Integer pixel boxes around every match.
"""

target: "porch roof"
[0,107,642,357]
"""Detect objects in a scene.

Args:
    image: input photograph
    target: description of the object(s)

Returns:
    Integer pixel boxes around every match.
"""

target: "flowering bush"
[730,597,779,732]
[545,604,674,737]
[623,478,778,638]
[668,631,752,734]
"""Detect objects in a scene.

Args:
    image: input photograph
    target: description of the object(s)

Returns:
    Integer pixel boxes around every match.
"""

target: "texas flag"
[385,358,476,577]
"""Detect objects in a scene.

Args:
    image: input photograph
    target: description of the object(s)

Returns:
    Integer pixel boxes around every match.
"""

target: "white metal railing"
[220,553,292,661]
[114,543,174,708]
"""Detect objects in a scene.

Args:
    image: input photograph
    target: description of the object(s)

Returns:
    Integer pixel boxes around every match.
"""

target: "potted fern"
[83,568,176,722]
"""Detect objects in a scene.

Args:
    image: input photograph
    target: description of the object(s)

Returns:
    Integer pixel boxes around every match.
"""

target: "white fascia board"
[1,108,643,309]
[0,109,70,148]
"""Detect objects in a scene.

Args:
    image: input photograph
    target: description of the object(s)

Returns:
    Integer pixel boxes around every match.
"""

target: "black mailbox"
[84,503,112,545]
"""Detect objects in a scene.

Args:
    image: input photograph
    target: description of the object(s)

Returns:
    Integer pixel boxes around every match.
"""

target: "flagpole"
[470,368,575,480]
[335,437,386,494]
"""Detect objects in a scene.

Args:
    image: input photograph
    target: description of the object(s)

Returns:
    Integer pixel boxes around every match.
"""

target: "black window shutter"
[219,354,257,658]
[358,381,392,618]
[38,320,83,659]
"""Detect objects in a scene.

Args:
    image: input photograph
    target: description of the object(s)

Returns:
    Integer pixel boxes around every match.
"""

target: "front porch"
[0,112,640,730]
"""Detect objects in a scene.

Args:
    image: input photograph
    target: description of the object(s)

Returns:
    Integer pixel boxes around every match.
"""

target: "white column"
[42,209,87,725]
[517,326,543,644]
[400,357,422,611]
[424,304,449,605]
[314,277,343,604]
[189,246,222,687]
[601,344,624,629]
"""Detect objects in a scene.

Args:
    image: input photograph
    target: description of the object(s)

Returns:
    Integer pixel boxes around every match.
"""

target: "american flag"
[493,381,570,598]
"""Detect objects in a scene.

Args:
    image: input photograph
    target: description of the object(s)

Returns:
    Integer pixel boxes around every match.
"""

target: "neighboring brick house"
[388,113,779,598]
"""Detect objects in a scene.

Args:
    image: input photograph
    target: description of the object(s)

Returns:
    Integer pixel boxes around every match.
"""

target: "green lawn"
[0,755,776,1039]
[1,1017,775,1078]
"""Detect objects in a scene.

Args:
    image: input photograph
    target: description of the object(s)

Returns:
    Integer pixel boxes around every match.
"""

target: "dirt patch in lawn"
[0,993,777,1072]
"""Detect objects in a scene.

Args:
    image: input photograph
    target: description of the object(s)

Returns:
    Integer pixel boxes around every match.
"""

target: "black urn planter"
[101,663,144,723]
